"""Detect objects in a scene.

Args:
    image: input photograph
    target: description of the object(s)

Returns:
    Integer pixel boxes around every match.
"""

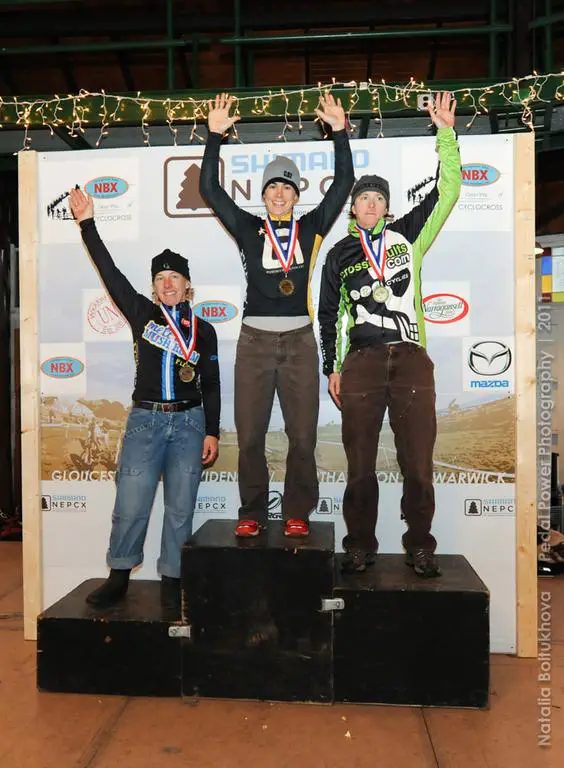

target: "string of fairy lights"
[0,72,562,150]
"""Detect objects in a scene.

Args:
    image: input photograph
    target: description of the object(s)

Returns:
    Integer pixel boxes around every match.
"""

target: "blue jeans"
[107,406,205,578]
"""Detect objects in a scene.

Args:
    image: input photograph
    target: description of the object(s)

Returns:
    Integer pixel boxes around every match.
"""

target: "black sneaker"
[85,569,131,607]
[341,549,376,574]
[405,550,442,578]
[160,575,181,612]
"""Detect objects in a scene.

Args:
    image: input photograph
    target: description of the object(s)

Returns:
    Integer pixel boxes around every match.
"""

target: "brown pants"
[234,324,319,523]
[340,342,437,554]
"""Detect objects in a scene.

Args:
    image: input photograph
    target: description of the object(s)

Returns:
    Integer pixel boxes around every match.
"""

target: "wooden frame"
[514,133,538,657]
[19,150,42,641]
[19,138,539,655]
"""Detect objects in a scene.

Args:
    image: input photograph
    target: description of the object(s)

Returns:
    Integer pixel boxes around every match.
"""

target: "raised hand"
[207,93,241,135]
[315,93,346,131]
[69,187,94,222]
[428,91,457,129]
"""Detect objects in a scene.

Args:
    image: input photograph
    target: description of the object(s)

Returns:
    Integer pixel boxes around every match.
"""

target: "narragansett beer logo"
[423,293,469,324]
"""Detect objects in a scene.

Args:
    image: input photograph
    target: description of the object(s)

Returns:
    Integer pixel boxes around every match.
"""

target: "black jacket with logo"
[79,218,221,437]
[199,129,354,319]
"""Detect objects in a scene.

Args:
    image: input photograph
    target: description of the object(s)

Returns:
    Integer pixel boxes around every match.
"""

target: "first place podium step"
[37,519,490,707]
[181,519,335,703]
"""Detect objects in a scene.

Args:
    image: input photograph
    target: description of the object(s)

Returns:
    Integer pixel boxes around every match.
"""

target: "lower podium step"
[181,519,335,702]
[37,580,183,697]
[333,554,490,708]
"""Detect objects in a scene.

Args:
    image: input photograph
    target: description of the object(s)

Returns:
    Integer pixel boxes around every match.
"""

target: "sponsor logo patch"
[85,176,129,199]
[41,356,84,378]
[461,163,500,186]
[87,295,127,335]
[193,300,239,323]
[468,340,512,376]
[423,293,469,324]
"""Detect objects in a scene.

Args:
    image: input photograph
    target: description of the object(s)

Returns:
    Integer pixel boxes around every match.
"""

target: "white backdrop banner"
[37,133,516,652]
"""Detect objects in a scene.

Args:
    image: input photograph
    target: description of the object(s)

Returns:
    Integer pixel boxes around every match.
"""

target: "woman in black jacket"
[69,187,220,610]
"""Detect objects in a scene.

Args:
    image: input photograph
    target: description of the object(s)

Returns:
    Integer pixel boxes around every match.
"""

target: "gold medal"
[279,278,295,296]
[179,366,195,383]
[372,284,390,303]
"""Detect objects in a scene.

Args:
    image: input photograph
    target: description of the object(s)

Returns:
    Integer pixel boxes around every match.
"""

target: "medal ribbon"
[356,225,386,281]
[265,216,299,274]
[160,304,199,364]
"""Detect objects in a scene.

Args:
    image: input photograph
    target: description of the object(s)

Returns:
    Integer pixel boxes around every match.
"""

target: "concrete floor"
[0,541,562,768]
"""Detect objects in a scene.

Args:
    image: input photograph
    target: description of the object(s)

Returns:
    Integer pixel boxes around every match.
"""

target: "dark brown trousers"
[340,342,437,554]
[234,324,319,523]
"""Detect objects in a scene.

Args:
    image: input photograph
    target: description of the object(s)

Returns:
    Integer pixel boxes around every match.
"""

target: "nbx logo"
[463,169,489,181]
[95,181,119,194]
[51,362,74,373]
[205,306,227,318]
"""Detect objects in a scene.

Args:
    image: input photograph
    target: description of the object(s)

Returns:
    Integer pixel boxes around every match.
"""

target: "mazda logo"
[468,341,512,376]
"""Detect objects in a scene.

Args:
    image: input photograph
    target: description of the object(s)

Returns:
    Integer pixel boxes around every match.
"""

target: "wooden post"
[18,150,42,641]
[514,133,538,657]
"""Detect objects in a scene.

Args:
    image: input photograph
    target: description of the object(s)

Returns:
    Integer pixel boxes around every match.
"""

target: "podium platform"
[37,580,182,696]
[37,520,490,707]
[333,554,489,707]
[181,519,334,702]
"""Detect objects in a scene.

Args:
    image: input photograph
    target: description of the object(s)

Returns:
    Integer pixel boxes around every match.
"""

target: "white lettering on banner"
[198,469,513,485]
[458,203,503,212]
[231,150,370,174]
[51,470,116,481]
[200,471,239,482]
[95,214,133,222]
[42,494,88,511]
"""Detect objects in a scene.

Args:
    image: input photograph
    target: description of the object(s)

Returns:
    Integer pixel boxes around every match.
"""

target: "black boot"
[85,569,131,607]
[405,550,442,578]
[341,549,377,574]
[160,575,181,612]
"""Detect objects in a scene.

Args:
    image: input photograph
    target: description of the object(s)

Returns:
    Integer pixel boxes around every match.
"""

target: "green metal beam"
[221,25,513,46]
[529,11,564,29]
[0,39,193,56]
[1,75,561,128]
[190,39,199,89]
[166,0,175,91]
[52,124,92,150]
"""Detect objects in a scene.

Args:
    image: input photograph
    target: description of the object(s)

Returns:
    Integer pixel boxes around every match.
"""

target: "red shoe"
[235,519,261,537]
[284,518,309,537]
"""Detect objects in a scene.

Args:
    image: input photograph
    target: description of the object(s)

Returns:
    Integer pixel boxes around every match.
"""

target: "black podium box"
[37,579,183,696]
[333,554,489,708]
[181,519,335,702]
